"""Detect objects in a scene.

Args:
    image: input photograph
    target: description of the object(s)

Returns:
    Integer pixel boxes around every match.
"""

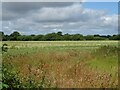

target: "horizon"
[1,31,119,36]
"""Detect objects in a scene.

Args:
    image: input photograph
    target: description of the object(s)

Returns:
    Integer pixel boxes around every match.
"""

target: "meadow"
[1,41,119,88]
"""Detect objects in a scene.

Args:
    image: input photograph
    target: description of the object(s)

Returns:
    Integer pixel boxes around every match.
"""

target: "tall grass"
[2,41,118,88]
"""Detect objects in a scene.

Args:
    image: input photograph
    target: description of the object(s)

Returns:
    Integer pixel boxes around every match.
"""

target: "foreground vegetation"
[1,41,119,89]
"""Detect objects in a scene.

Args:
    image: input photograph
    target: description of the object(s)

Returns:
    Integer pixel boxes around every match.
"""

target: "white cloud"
[30,3,82,22]
[43,24,63,28]
[2,2,118,35]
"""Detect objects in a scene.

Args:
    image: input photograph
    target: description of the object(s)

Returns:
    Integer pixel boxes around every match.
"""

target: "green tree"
[33,35,44,41]
[0,32,4,41]
[57,31,62,36]
[10,31,21,40]
[63,33,72,40]
[72,34,83,40]
[44,33,58,41]
[85,35,94,40]
[109,34,120,40]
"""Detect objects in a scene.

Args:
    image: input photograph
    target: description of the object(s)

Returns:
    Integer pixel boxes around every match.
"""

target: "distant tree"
[100,35,107,38]
[0,32,4,41]
[17,35,25,41]
[106,35,111,38]
[33,35,44,41]
[63,33,72,40]
[72,34,83,40]
[85,35,94,40]
[10,31,21,40]
[30,34,35,40]
[94,34,100,37]
[44,33,60,41]
[57,31,62,36]
[93,37,106,40]
[1,31,120,41]
[109,34,120,40]
[4,35,10,41]
[24,36,32,41]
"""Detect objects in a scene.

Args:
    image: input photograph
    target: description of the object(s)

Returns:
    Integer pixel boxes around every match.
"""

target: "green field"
[2,41,119,88]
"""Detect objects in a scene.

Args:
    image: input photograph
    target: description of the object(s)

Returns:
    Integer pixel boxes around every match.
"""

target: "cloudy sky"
[1,2,118,35]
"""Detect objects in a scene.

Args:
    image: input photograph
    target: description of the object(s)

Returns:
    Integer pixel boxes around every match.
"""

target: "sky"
[1,2,118,35]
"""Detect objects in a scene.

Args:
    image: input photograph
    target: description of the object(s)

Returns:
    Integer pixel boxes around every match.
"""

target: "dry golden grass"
[3,49,118,88]
[2,41,118,88]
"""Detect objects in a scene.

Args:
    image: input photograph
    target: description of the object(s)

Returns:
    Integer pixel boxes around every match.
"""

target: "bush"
[2,43,8,53]
[2,64,21,89]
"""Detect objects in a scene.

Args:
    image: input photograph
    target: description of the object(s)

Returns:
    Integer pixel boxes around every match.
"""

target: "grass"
[86,45,118,74]
[2,41,118,88]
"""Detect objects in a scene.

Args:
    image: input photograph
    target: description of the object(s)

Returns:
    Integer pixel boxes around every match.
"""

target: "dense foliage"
[0,31,120,41]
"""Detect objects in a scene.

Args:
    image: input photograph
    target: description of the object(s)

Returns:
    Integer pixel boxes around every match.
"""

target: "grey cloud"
[2,2,75,21]
[2,2,118,35]
[2,2,74,12]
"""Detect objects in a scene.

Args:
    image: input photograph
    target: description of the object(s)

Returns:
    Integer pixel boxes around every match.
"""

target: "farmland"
[2,41,119,88]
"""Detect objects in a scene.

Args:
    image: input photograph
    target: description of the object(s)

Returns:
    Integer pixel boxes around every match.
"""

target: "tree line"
[0,31,120,41]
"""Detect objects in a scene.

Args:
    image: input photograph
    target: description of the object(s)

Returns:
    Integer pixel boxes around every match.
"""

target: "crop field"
[1,41,119,88]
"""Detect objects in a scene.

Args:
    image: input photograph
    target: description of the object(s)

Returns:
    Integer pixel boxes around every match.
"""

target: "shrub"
[2,43,8,53]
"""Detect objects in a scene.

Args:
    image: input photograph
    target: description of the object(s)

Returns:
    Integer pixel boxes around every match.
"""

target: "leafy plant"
[2,43,8,53]
[2,64,21,89]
